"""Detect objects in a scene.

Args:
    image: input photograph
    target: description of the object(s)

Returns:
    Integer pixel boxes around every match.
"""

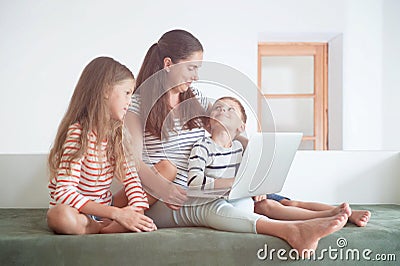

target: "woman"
[123,29,208,209]
[124,29,348,256]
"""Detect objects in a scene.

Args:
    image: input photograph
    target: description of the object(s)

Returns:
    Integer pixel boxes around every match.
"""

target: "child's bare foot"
[287,213,348,258]
[100,220,157,233]
[331,202,352,217]
[99,218,113,226]
[100,220,130,234]
[349,210,371,227]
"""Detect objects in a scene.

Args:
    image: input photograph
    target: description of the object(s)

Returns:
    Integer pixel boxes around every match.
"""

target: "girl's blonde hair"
[48,56,135,182]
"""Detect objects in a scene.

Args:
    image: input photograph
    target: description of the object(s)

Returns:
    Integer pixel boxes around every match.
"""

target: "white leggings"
[145,197,264,234]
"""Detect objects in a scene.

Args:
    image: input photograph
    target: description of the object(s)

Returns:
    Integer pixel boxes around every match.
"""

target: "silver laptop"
[186,132,302,200]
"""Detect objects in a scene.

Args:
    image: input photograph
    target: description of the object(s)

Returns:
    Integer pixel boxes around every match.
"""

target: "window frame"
[257,42,328,150]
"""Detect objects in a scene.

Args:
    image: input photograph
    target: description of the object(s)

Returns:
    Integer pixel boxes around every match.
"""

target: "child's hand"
[253,195,267,202]
[115,206,157,232]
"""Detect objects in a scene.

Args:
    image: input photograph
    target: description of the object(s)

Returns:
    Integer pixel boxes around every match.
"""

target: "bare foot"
[100,220,157,233]
[331,202,352,217]
[349,210,371,227]
[287,213,348,258]
[100,220,130,234]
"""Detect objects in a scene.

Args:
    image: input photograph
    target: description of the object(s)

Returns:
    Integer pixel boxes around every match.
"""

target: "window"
[258,42,328,150]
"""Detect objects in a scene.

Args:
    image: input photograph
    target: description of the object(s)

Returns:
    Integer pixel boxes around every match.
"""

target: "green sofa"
[0,205,399,265]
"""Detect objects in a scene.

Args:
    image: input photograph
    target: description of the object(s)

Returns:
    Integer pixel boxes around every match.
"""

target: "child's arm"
[122,164,149,210]
[107,163,156,232]
[187,141,235,190]
[51,126,91,210]
[187,142,212,190]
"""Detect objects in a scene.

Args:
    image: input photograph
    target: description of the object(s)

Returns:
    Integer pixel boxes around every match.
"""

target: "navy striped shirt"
[187,137,243,190]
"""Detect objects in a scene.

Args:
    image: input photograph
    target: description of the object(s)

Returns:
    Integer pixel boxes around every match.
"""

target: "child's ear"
[163,57,172,72]
[238,123,246,133]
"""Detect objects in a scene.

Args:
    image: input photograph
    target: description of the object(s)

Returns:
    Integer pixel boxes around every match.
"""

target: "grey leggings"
[145,197,263,233]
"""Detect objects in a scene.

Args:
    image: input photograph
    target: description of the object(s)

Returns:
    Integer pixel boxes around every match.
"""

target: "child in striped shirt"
[184,96,349,256]
[188,97,351,221]
[187,97,247,191]
[47,57,156,234]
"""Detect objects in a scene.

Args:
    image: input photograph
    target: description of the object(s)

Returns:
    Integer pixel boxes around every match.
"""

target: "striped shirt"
[48,123,149,210]
[187,137,243,190]
[129,87,210,187]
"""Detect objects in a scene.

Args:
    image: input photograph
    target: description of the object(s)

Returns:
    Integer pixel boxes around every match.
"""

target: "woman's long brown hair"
[135,29,206,139]
[48,57,135,182]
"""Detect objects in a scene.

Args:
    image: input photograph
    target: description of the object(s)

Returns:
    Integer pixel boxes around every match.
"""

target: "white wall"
[382,0,400,149]
[1,151,398,208]
[0,0,399,153]
[342,0,382,149]
[281,151,400,204]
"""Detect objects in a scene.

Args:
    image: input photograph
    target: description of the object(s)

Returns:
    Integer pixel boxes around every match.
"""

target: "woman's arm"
[124,112,187,207]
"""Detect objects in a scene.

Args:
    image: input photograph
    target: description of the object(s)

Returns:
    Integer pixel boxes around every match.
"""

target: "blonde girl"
[47,57,156,234]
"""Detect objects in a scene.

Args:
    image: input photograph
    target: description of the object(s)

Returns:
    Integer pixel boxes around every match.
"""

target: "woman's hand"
[136,160,187,209]
[160,182,188,208]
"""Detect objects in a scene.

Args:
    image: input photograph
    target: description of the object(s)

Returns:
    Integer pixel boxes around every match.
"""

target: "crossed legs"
[47,204,106,234]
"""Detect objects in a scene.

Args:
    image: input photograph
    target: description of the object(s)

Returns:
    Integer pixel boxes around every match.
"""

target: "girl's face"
[108,79,135,121]
[210,99,245,133]
[167,51,203,94]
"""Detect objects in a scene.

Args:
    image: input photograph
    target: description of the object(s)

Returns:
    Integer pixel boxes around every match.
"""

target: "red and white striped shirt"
[48,123,148,211]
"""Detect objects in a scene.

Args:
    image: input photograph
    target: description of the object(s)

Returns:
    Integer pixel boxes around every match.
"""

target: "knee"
[47,204,85,234]
[154,160,177,182]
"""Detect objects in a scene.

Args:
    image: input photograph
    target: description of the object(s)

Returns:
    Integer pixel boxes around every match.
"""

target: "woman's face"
[167,51,203,94]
